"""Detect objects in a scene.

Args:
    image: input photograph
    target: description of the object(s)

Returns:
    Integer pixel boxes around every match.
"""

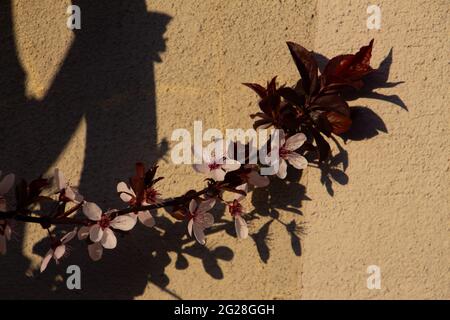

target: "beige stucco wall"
[0,0,448,299]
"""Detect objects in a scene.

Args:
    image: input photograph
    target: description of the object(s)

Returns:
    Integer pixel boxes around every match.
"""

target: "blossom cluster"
[0,39,376,274]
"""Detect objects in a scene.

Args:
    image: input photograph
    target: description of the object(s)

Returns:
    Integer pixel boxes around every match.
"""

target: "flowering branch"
[0,39,383,273]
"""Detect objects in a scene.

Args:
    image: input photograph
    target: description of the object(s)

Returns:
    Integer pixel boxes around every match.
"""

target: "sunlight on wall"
[13,0,74,100]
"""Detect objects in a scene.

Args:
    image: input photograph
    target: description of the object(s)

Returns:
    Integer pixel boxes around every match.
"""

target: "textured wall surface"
[0,0,448,299]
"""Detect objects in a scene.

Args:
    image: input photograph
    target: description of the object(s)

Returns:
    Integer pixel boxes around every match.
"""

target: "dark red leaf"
[144,165,163,187]
[279,104,301,131]
[310,94,352,135]
[325,111,352,135]
[278,87,305,107]
[310,94,350,118]
[253,118,272,130]
[322,39,374,89]
[250,112,271,120]
[259,93,280,115]
[267,76,278,95]
[242,82,267,98]
[286,42,319,95]
[131,162,145,204]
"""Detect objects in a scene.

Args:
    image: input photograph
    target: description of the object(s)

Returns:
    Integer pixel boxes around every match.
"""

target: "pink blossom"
[268,130,308,179]
[193,140,240,181]
[40,228,77,273]
[78,202,136,261]
[0,171,15,255]
[227,184,249,239]
[116,182,158,228]
[187,198,216,245]
[54,168,84,203]
[0,221,12,255]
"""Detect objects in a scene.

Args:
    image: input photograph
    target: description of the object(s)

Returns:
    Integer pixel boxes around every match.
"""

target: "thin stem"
[0,188,209,227]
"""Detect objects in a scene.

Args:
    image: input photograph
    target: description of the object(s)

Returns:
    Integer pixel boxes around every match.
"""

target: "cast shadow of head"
[311,48,407,196]
[0,0,214,299]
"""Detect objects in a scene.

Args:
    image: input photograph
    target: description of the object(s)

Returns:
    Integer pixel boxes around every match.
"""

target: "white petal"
[83,202,102,221]
[88,242,103,261]
[235,184,248,201]
[204,139,226,161]
[77,226,90,240]
[53,245,66,260]
[138,211,155,228]
[236,183,248,193]
[64,187,76,201]
[101,228,117,249]
[222,160,241,172]
[127,213,138,221]
[117,182,135,203]
[116,181,134,195]
[5,225,11,240]
[235,216,248,239]
[61,228,77,244]
[0,235,6,255]
[72,189,84,203]
[0,173,15,195]
[121,193,134,203]
[248,170,270,188]
[202,148,213,164]
[40,251,53,273]
[286,152,308,170]
[193,223,206,245]
[210,168,225,181]
[195,212,214,229]
[214,139,227,158]
[263,152,272,166]
[193,163,209,174]
[198,198,216,214]
[256,121,272,130]
[110,215,136,231]
[225,139,238,159]
[89,224,103,242]
[54,168,66,191]
[189,199,197,214]
[284,133,307,151]
[277,159,288,179]
[187,218,194,236]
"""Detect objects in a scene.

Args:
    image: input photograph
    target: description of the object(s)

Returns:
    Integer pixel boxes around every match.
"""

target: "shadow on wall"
[0,1,404,299]
[0,0,176,299]
[312,49,406,196]
[0,0,308,300]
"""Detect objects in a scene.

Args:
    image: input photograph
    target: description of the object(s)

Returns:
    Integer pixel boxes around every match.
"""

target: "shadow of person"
[0,0,172,299]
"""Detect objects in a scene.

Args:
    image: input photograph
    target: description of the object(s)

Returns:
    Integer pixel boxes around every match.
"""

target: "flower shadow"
[247,167,310,263]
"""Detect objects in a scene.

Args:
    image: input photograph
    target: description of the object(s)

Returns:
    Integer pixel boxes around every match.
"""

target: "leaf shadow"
[315,48,407,110]
[247,167,310,263]
[342,106,388,141]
